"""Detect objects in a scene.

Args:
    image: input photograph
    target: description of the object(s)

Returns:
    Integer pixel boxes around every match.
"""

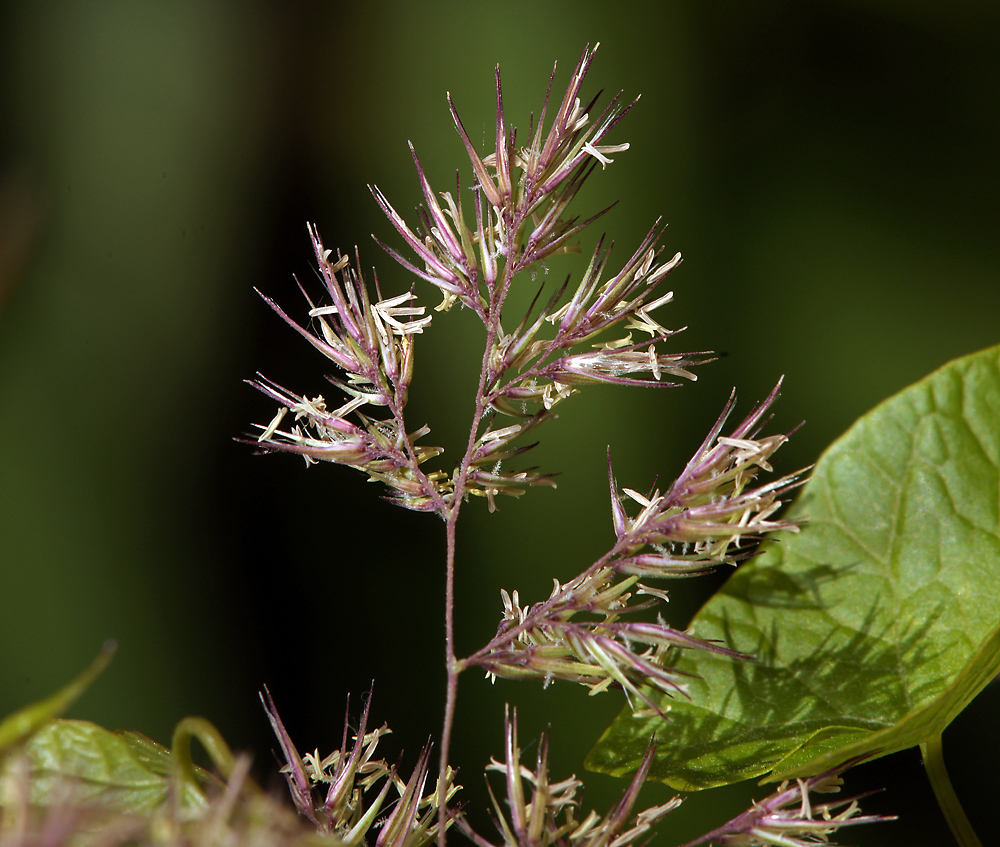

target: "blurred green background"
[1,1,998,844]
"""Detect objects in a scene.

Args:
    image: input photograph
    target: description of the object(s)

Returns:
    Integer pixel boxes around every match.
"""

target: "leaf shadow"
[638,569,956,786]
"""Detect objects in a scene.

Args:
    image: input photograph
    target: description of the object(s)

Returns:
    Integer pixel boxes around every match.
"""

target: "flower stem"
[437,509,460,847]
[920,733,982,847]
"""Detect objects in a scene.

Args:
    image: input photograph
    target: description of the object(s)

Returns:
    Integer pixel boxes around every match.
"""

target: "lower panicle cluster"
[468,381,804,715]
[260,689,459,847]
[457,709,681,847]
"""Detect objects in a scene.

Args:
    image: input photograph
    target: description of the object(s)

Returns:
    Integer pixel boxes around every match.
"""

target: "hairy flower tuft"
[248,44,714,514]
[677,763,893,847]
[610,379,805,577]
[248,227,448,511]
[470,567,745,713]
[260,689,460,847]
[457,709,680,847]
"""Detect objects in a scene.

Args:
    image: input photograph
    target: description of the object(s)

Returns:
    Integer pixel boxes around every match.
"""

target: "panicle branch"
[457,709,681,847]
[260,688,461,847]
[469,383,802,711]
[248,227,448,511]
[484,226,715,426]
[364,43,712,505]
[469,568,745,713]
[386,43,629,308]
[250,44,713,513]
[676,763,893,847]
[610,379,806,577]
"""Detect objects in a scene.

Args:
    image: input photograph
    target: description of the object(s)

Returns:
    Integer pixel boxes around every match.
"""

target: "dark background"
[1,2,997,844]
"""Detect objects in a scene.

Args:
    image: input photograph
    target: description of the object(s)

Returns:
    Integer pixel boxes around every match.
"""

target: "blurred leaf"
[587,344,1000,790]
[0,719,210,813]
[0,641,115,754]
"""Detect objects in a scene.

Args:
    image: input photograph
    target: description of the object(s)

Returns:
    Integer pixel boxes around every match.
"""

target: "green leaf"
[0,641,115,754]
[0,719,210,813]
[587,344,1000,790]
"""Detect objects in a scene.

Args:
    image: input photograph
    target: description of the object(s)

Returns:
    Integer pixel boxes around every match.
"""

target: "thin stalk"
[437,510,461,847]
[436,282,504,847]
[920,733,981,847]
[436,188,518,847]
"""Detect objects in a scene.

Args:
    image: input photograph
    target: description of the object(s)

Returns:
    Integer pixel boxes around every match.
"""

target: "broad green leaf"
[588,344,1000,790]
[0,641,115,754]
[0,719,210,813]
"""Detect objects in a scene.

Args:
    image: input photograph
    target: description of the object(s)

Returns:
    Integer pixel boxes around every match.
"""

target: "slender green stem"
[171,716,239,802]
[0,640,115,752]
[920,733,981,847]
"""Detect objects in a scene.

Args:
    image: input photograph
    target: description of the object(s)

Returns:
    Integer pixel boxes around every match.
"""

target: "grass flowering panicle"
[245,42,888,847]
